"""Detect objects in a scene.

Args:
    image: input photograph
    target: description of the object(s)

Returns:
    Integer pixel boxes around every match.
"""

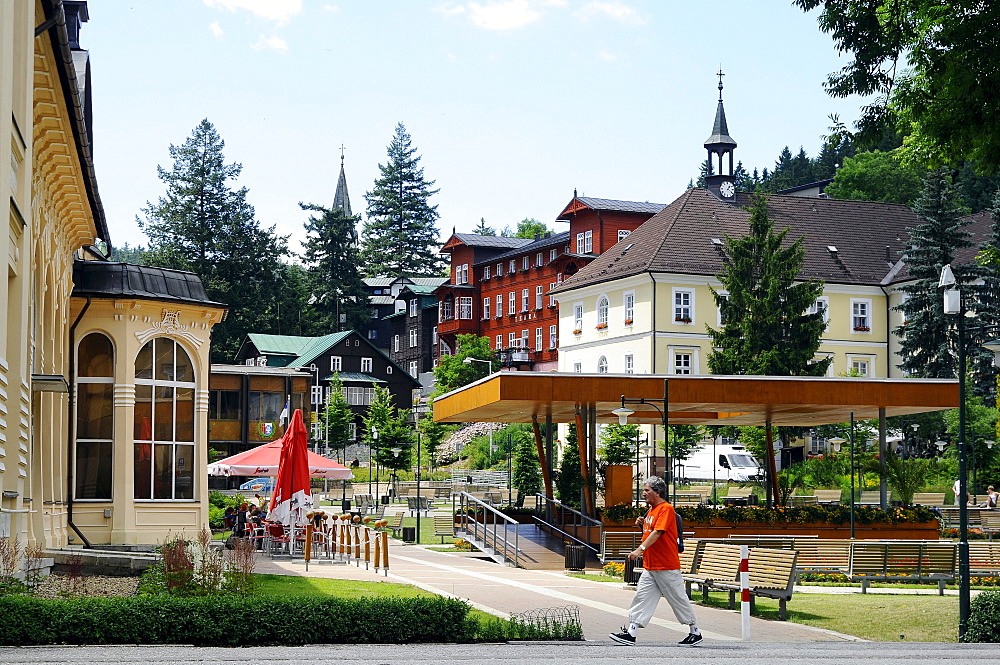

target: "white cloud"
[203,0,302,25]
[576,1,646,25]
[598,48,618,62]
[209,21,224,39]
[252,35,288,52]
[439,0,553,31]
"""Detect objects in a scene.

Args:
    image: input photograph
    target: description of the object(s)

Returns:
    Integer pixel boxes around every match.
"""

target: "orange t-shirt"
[641,501,680,570]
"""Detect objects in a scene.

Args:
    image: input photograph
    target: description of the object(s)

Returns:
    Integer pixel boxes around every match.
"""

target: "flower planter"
[682,519,939,540]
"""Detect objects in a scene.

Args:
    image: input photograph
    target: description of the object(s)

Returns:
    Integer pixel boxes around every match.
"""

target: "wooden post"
[381,530,389,574]
[575,407,595,517]
[373,530,381,570]
[532,415,554,500]
[765,420,779,508]
[353,524,361,559]
[364,527,371,569]
[345,521,353,561]
[304,524,312,569]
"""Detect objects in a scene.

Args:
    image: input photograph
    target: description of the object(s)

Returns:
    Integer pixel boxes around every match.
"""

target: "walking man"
[610,476,702,646]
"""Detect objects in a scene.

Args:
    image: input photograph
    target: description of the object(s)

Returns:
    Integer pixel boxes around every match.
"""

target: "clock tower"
[704,71,738,202]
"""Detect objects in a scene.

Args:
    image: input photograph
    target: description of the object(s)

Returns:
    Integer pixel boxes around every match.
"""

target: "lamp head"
[987,440,995,450]
[462,357,473,364]
[935,440,948,452]
[828,436,846,452]
[391,447,402,457]
[611,406,634,426]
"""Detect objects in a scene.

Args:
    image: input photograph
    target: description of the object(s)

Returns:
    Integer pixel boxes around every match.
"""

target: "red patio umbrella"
[268,409,314,528]
[207,435,352,480]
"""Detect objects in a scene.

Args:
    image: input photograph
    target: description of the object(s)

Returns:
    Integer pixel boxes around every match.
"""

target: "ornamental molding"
[134,310,205,348]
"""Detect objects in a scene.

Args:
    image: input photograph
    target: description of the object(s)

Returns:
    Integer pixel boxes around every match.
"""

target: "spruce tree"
[556,424,584,508]
[707,194,831,376]
[320,374,354,460]
[140,119,289,361]
[977,188,1000,405]
[299,202,370,333]
[473,217,496,236]
[895,169,984,381]
[511,433,541,507]
[362,123,443,277]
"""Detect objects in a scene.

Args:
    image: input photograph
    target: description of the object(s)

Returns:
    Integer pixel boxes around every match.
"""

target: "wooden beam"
[532,415,553,500]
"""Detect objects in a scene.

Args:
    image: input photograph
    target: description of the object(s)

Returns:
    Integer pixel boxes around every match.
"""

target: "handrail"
[534,494,603,528]
[454,491,521,567]
[531,516,600,554]
[533,493,603,555]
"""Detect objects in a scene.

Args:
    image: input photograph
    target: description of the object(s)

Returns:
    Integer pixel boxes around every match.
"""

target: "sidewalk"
[256,541,860,644]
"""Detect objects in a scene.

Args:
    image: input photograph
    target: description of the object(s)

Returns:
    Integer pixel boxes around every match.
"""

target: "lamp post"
[463,356,493,377]
[390,447,402,500]
[830,432,855,540]
[415,433,422,543]
[612,378,672,503]
[369,427,377,497]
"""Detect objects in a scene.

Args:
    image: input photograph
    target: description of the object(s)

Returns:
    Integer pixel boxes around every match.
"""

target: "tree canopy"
[432,334,497,395]
[824,150,925,205]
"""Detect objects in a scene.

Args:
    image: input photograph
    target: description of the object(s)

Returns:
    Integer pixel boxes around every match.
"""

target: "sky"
[84,0,866,257]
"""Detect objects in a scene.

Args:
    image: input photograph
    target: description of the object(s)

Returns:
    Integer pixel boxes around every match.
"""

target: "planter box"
[682,519,939,540]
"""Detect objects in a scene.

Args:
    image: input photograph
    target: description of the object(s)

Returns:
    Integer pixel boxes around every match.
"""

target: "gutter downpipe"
[67,296,93,548]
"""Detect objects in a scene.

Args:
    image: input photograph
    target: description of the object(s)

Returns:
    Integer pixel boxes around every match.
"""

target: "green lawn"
[254,573,436,600]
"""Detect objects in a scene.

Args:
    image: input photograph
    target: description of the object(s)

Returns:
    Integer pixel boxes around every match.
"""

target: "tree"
[473,217,496,236]
[599,424,639,466]
[895,169,984,380]
[796,0,1000,172]
[824,151,925,205]
[556,425,584,507]
[432,334,497,395]
[109,242,149,264]
[362,385,414,473]
[511,432,541,506]
[502,218,552,239]
[666,425,704,465]
[695,158,714,188]
[417,408,452,469]
[299,202,370,333]
[319,374,353,460]
[707,194,831,377]
[361,122,443,277]
[139,119,289,361]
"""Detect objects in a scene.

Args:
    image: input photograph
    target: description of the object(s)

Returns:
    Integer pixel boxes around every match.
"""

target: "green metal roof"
[324,372,387,384]
[285,331,353,368]
[247,333,318,356]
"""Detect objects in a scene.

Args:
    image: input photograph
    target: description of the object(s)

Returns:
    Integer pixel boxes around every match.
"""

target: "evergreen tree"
[362,385,414,472]
[956,162,1000,213]
[556,425,584,507]
[109,242,149,264]
[511,432,541,507]
[599,424,639,465]
[300,201,370,333]
[139,119,289,361]
[707,194,831,376]
[895,169,984,381]
[361,123,443,277]
[417,409,452,469]
[319,374,353,460]
[473,217,496,236]
[695,158,714,188]
[733,161,751,192]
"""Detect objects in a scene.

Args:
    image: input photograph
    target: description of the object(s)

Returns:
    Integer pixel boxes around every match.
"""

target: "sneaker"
[678,632,703,647]
[609,626,636,645]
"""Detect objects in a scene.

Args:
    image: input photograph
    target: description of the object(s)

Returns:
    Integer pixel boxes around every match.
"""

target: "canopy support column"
[574,406,595,517]
[532,415,553,499]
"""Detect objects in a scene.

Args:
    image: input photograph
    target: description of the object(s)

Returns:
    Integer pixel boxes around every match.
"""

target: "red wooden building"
[435,195,665,371]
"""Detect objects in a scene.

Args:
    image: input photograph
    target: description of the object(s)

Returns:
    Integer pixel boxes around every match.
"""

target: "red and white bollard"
[740,545,750,641]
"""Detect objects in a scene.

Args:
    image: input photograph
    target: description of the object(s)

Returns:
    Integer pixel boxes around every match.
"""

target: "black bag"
[225,534,246,550]
[676,512,685,553]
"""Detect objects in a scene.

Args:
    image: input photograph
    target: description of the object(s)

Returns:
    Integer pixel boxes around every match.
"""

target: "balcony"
[437,316,478,336]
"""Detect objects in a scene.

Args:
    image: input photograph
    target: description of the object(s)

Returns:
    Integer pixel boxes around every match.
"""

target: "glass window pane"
[174,345,193,383]
[77,383,114,439]
[154,444,174,499]
[154,386,174,441]
[175,444,194,499]
[155,338,175,381]
[75,441,113,499]
[134,442,152,500]
[135,342,153,379]
[79,334,114,377]
[134,384,152,440]
[175,387,194,442]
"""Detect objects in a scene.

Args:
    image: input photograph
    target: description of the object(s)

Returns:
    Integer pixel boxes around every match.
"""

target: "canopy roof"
[432,373,959,426]
[208,439,352,480]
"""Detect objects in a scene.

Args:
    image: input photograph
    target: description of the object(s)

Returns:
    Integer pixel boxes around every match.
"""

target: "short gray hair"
[646,476,668,499]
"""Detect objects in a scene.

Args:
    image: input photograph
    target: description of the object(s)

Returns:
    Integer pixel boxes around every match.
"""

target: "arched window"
[597,297,609,327]
[134,338,196,500]
[75,333,114,499]
[597,356,608,373]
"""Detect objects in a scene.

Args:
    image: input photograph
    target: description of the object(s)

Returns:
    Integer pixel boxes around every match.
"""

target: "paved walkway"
[256,540,858,644]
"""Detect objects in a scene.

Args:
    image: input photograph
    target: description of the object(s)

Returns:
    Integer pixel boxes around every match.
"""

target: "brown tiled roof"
[886,210,994,285]
[552,188,952,294]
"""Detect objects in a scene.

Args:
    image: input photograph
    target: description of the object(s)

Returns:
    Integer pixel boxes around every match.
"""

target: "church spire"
[703,71,738,202]
[333,145,352,216]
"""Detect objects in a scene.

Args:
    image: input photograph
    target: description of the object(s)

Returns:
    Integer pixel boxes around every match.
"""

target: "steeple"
[333,145,352,216]
[703,70,738,202]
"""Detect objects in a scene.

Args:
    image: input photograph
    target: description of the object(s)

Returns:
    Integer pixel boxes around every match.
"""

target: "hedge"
[0,595,476,646]
[967,590,1000,642]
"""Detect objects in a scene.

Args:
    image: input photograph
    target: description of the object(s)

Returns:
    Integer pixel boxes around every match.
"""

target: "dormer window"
[409,299,418,317]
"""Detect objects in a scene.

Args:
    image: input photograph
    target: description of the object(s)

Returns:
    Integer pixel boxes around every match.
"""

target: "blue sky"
[85,1,865,255]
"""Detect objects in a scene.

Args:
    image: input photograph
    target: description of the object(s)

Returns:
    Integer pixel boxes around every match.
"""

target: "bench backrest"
[726,487,754,499]
[602,531,642,558]
[980,511,1000,529]
[849,541,956,577]
[792,538,850,572]
[748,547,798,592]
[692,543,743,582]
[788,495,819,506]
[969,542,1000,571]
[813,489,842,503]
[433,515,454,534]
[912,492,945,505]
[859,490,889,503]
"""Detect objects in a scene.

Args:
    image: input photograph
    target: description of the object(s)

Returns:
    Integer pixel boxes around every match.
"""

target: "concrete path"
[257,540,857,644]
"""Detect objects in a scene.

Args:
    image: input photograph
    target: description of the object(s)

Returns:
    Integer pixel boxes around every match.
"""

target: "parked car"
[239,477,274,492]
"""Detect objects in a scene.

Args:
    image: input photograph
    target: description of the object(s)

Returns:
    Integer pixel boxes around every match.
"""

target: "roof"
[776,179,834,195]
[704,98,737,147]
[210,364,311,377]
[364,277,394,287]
[563,197,667,216]
[246,333,328,357]
[369,295,396,305]
[399,284,440,296]
[72,261,227,308]
[285,332,353,367]
[552,188,930,294]
[474,232,570,265]
[407,277,449,287]
[327,372,386,384]
[887,210,995,284]
[433,373,959,427]
[443,234,533,251]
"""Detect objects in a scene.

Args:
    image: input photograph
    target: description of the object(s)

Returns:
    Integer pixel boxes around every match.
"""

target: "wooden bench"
[407,495,432,516]
[792,538,850,576]
[788,495,819,507]
[672,492,702,507]
[722,487,757,506]
[601,531,643,562]
[980,511,1000,540]
[433,515,454,543]
[912,492,945,507]
[938,507,984,528]
[969,541,1000,575]
[682,542,743,599]
[858,490,890,506]
[813,489,842,505]
[713,547,798,620]
[386,512,404,538]
[847,541,956,594]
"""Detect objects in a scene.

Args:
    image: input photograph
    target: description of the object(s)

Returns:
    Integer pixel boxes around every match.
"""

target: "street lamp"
[415,431,422,544]
[935,440,949,454]
[613,379,673,503]
[390,447,402,499]
[369,427,378,497]
[463,356,493,376]
[829,434,855,540]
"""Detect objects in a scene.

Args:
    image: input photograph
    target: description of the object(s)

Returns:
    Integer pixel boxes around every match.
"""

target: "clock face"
[720,181,735,198]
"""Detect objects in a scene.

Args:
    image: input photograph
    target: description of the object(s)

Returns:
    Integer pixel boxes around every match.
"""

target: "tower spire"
[333,144,352,216]
[703,71,738,201]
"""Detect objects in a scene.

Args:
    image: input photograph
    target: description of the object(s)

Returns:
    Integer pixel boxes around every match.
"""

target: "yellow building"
[0,1,225,549]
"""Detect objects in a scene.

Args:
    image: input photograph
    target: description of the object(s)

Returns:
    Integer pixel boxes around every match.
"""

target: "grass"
[567,573,627,584]
[696,590,959,642]
[254,573,436,600]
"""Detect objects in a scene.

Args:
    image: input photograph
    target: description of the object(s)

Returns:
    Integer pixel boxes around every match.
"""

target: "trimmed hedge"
[0,595,476,646]
[967,590,1000,642]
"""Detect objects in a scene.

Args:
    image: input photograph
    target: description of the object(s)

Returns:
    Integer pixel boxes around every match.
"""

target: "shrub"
[967,590,1000,642]
[677,504,939,526]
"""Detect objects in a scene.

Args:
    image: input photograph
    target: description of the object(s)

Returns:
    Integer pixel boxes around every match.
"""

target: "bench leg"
[861,580,868,594]
[749,595,755,614]
[685,580,692,598]
[938,580,945,596]
[727,589,735,610]
[778,598,787,621]
[701,584,708,602]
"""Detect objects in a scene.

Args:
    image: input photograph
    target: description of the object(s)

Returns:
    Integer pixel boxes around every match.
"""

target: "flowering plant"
[572,329,582,335]
[853,325,871,332]
[675,316,692,323]
[595,323,608,330]
[624,318,633,325]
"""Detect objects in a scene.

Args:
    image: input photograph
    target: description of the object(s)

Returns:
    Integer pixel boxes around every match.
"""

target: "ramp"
[458,522,599,570]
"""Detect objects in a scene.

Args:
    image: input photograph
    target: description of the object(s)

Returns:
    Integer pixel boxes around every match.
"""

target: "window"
[624,353,634,374]
[585,230,593,253]
[496,262,503,276]
[716,291,730,326]
[535,285,543,309]
[508,292,516,315]
[597,356,608,373]
[674,352,692,375]
[535,327,543,351]
[549,283,557,307]
[576,232,585,254]
[345,386,375,405]
[508,332,517,347]
[618,229,631,242]
[521,329,529,348]
[409,328,418,347]
[573,362,582,373]
[134,337,195,500]
[522,256,530,271]
[549,325,557,348]
[440,299,452,321]
[673,289,693,323]
[393,335,400,352]
[624,292,635,324]
[496,334,503,350]
[597,297,609,328]
[409,361,419,378]
[348,422,357,441]
[521,289,529,312]
[330,356,342,372]
[76,333,114,500]
[368,329,377,340]
[851,299,871,332]
[460,264,469,284]
[483,297,490,320]
[432,326,438,344]
[808,297,829,325]
[573,303,584,332]
[409,299,418,317]
[310,384,324,406]
[458,297,473,319]
[550,248,558,261]
[536,252,543,266]
[361,357,373,373]
[850,357,871,377]
[386,365,392,375]
[371,307,380,319]
[509,259,516,273]
[496,294,503,317]
[483,265,491,280]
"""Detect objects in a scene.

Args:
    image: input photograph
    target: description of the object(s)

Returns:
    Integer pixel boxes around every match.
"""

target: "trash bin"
[381,495,390,505]
[341,500,352,512]
[564,543,586,570]
[624,556,644,585]
[401,526,416,543]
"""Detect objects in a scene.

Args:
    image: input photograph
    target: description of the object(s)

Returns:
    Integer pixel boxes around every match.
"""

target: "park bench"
[979,511,1000,540]
[385,512,405,538]
[858,490,890,506]
[682,542,743,599]
[937,507,984,529]
[406,495,432,517]
[847,541,955,594]
[711,547,798,620]
[969,541,1000,575]
[601,531,643,562]
[912,492,945,507]
[433,514,455,543]
[672,492,702,507]
[722,487,757,506]
[813,489,842,505]
[791,538,851,577]
[700,536,796,550]
[787,495,819,507]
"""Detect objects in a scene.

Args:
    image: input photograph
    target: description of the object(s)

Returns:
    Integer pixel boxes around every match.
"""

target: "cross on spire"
[340,144,345,165]
[717,68,725,100]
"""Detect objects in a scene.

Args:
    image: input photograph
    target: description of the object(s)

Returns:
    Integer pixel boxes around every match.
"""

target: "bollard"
[374,530,381,571]
[381,530,389,575]
[364,527,371,570]
[353,525,361,560]
[740,545,750,641]
[305,524,313,571]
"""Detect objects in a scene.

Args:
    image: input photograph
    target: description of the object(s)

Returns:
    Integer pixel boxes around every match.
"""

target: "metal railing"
[533,494,603,555]
[454,491,521,567]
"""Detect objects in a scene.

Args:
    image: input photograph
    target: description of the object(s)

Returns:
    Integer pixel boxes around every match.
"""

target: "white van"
[678,444,763,483]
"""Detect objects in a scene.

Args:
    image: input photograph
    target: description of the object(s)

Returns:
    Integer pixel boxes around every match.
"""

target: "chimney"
[63,2,90,50]
[534,233,541,241]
